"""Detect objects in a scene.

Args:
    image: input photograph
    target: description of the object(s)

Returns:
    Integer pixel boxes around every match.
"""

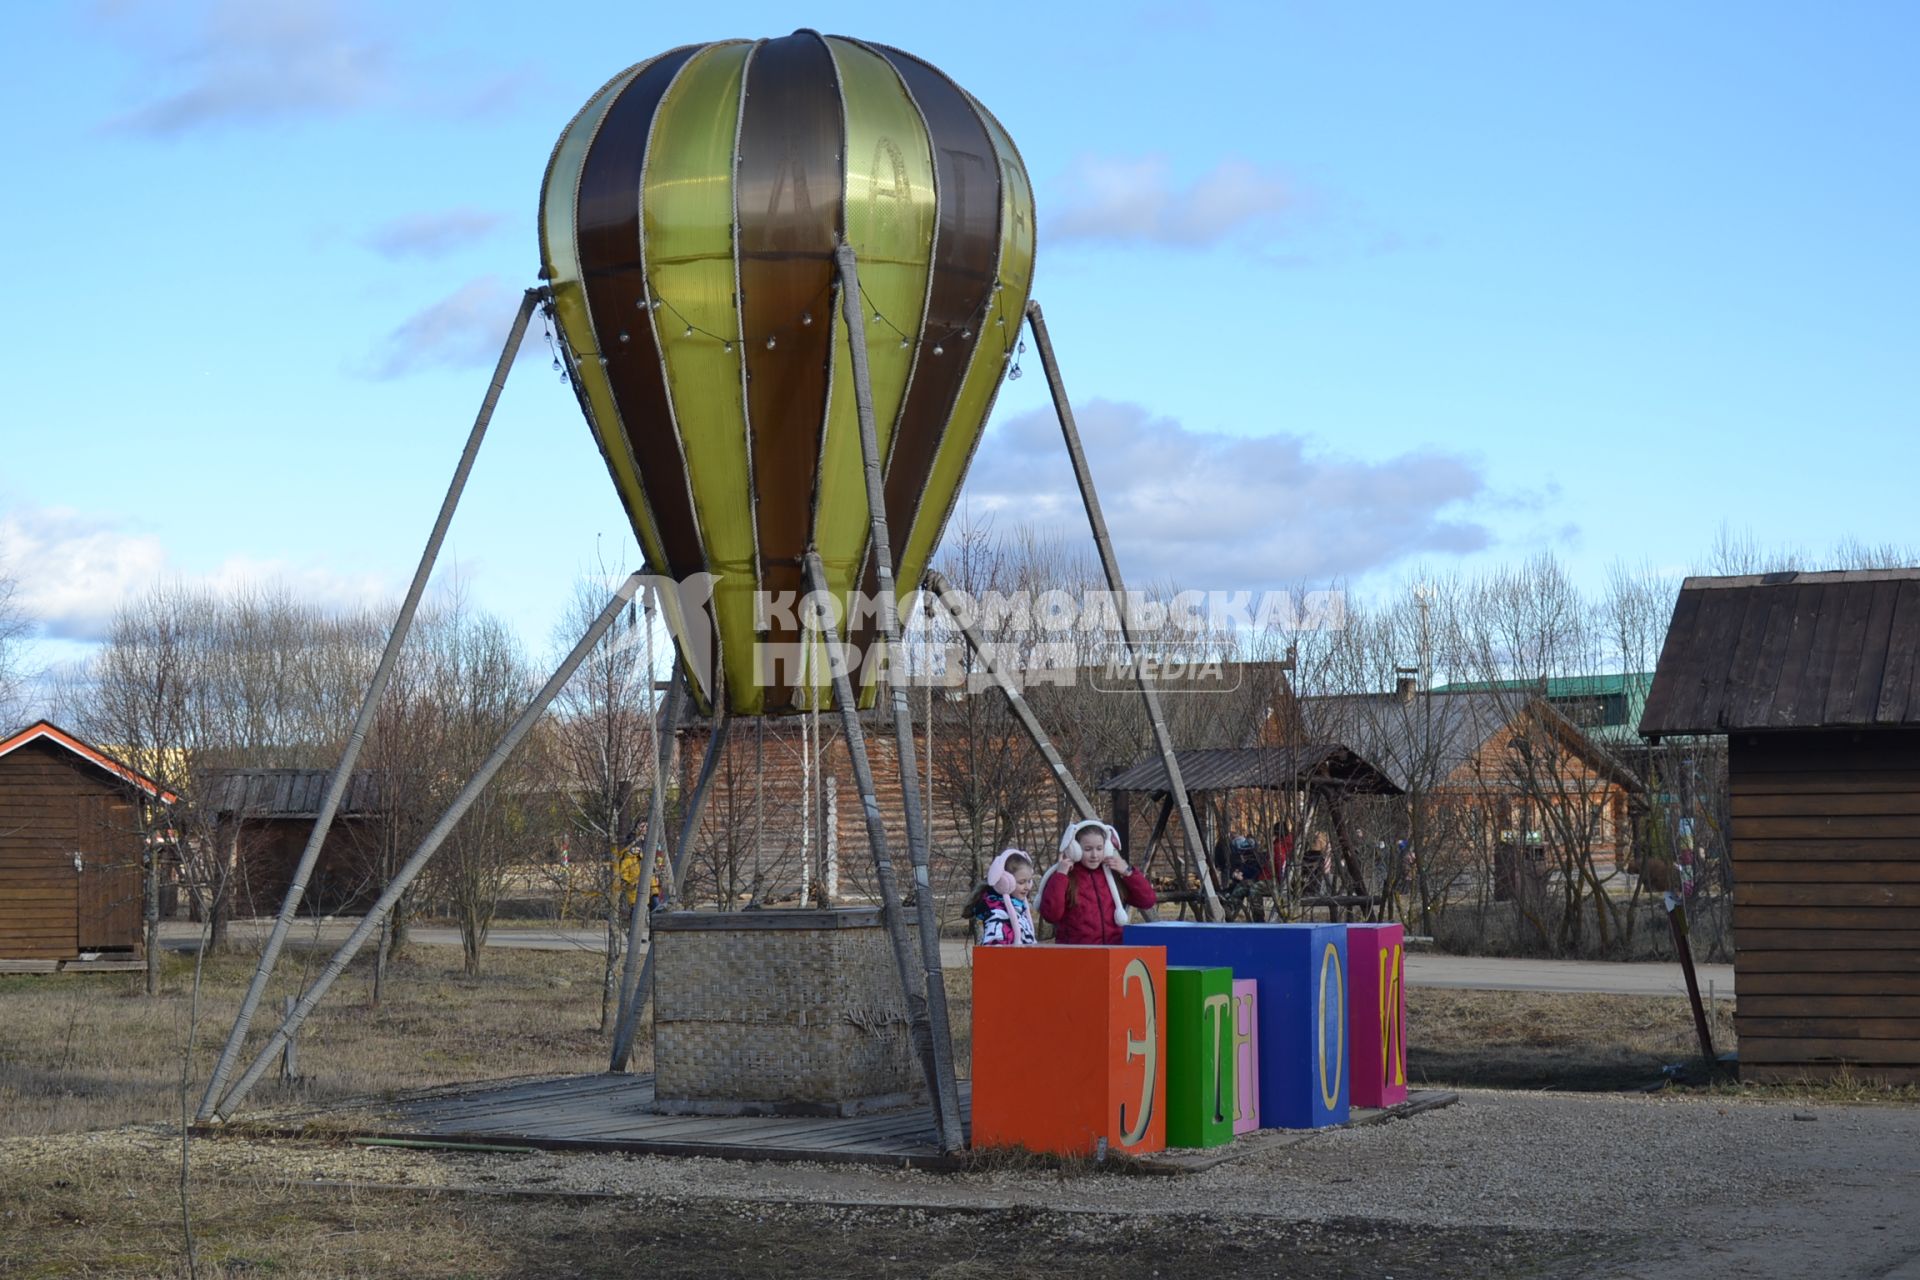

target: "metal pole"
[805,550,952,1149]
[925,567,1098,823]
[208,573,646,1121]
[1025,300,1224,922]
[833,244,963,1152]
[609,708,732,1072]
[198,287,545,1121]
[605,663,686,1071]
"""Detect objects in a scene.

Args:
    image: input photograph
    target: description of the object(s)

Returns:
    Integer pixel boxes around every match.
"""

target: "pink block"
[1347,923,1408,1108]
[1231,978,1259,1134]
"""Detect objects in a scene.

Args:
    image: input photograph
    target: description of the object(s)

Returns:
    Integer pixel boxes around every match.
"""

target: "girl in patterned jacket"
[966,848,1038,946]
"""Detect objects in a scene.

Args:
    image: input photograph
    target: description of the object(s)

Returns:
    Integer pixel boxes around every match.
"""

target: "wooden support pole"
[609,709,733,1072]
[199,287,547,1122]
[1665,892,1719,1074]
[804,551,955,1151]
[1024,300,1224,923]
[208,573,646,1122]
[278,995,299,1084]
[1143,796,1176,881]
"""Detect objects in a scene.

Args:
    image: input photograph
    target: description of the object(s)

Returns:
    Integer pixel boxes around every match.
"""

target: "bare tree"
[925,520,1052,886]
[79,584,220,985]
[412,595,545,977]
[0,566,28,724]
[550,570,658,1030]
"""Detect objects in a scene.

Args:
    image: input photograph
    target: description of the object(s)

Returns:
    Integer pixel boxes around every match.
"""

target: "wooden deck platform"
[206,1072,1456,1172]
[0,956,145,974]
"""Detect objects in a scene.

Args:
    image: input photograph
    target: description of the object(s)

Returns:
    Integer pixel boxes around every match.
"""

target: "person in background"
[1271,822,1293,885]
[1039,819,1155,945]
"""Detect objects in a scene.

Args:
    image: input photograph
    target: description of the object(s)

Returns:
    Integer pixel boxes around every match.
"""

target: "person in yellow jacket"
[615,847,644,909]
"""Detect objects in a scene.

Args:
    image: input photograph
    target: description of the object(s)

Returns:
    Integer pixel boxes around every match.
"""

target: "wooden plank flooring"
[380,1073,954,1168]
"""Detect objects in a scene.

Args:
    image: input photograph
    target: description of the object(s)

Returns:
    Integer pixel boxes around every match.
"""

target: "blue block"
[1124,922,1349,1128]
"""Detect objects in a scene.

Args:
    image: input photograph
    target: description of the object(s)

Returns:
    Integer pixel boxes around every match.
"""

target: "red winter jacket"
[1038,861,1156,945]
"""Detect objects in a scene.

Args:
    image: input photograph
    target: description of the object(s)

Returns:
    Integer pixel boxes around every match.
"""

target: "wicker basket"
[652,907,921,1115]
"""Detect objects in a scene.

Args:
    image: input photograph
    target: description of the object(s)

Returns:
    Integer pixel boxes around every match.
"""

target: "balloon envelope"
[540,32,1036,715]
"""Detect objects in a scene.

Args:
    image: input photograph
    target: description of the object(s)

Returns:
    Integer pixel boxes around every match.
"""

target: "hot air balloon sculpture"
[539,32,1034,718]
[201,35,1221,1156]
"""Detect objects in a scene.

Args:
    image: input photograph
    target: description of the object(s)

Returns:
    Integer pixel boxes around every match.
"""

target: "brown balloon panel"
[540,33,1037,716]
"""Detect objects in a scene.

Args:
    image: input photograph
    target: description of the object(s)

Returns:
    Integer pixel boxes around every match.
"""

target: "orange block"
[971,945,1167,1157]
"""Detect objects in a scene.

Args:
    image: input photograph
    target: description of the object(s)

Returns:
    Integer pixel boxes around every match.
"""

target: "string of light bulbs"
[581,269,1018,369]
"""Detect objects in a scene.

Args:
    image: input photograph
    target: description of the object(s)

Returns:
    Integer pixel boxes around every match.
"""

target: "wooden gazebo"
[1641,568,1920,1083]
[1102,744,1402,917]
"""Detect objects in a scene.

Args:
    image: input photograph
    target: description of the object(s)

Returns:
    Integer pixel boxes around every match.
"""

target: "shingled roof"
[1639,568,1920,736]
[1293,691,1513,792]
[1100,745,1403,796]
[201,768,382,818]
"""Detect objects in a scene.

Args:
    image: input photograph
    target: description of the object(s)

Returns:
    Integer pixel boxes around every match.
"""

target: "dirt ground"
[4,945,1916,1278]
[5,1085,1918,1279]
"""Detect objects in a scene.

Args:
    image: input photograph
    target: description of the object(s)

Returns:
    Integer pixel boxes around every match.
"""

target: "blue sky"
[4,1,1917,679]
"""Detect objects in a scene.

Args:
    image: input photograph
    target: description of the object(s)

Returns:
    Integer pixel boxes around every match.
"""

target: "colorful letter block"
[1231,978,1259,1135]
[1124,922,1349,1129]
[1346,923,1408,1108]
[971,945,1167,1156]
[1165,966,1235,1149]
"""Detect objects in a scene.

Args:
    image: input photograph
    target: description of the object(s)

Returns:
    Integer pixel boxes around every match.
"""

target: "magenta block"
[1231,978,1259,1134]
[1347,923,1407,1108]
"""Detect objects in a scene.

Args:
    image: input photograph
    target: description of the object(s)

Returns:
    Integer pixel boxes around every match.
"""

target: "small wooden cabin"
[202,768,382,917]
[1641,569,1920,1083]
[0,720,175,963]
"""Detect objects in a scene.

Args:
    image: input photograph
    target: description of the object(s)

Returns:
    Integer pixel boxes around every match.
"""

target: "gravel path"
[13,1088,1915,1276]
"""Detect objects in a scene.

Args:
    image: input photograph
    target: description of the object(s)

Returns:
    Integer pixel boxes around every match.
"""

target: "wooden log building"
[202,768,383,918]
[0,720,175,964]
[1641,568,1920,1083]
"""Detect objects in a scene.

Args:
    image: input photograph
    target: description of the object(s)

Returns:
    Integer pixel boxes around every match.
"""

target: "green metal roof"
[1432,672,1655,744]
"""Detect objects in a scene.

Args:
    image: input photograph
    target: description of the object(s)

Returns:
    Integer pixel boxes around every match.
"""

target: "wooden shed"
[0,720,175,964]
[1641,569,1920,1083]
[202,768,383,917]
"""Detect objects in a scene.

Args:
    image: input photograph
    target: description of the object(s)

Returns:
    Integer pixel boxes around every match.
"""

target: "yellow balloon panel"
[811,37,940,707]
[644,43,759,712]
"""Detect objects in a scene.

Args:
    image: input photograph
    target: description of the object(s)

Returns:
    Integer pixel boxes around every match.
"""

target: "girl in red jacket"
[1038,819,1156,945]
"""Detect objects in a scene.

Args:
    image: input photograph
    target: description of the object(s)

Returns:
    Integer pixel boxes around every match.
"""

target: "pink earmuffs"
[986,848,1030,944]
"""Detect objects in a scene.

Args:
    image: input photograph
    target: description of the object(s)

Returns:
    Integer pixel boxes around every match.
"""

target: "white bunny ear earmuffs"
[1056,820,1130,928]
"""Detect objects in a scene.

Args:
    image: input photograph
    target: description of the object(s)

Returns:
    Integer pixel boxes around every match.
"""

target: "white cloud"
[957,400,1493,586]
[100,0,390,136]
[364,276,543,379]
[0,509,170,641]
[363,208,506,260]
[1048,154,1294,248]
[0,507,389,643]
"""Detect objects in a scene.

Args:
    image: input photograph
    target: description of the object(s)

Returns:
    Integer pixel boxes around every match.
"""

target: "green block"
[1165,965,1236,1149]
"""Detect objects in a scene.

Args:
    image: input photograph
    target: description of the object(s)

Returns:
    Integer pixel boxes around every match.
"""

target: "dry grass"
[1407,987,1739,1091]
[0,943,619,1139]
[0,1129,1588,1280]
[10,944,1901,1144]
[1696,1069,1920,1108]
